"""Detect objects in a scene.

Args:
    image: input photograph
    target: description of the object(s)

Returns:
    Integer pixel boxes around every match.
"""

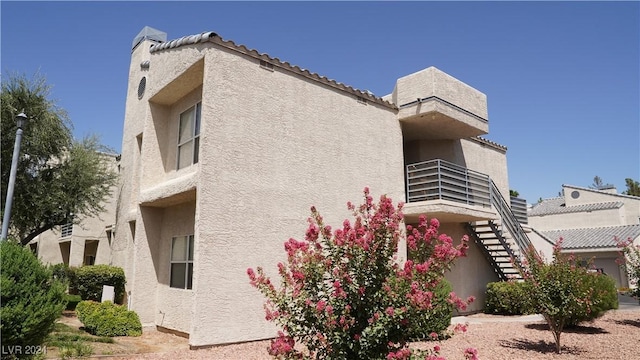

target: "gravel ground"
[109,309,640,360]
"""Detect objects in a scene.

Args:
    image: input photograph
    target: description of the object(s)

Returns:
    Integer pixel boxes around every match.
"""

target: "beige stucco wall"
[437,223,500,313]
[117,38,406,346]
[392,67,488,119]
[112,39,155,307]
[154,202,196,333]
[563,185,640,226]
[190,44,404,347]
[525,227,555,262]
[528,207,626,231]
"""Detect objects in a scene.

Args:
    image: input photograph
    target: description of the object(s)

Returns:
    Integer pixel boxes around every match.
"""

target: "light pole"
[1,112,28,241]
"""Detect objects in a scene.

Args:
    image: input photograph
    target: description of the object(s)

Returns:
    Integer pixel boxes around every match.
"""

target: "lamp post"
[1,112,28,241]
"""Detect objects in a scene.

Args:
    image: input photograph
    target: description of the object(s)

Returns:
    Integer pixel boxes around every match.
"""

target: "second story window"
[60,223,73,238]
[177,102,201,170]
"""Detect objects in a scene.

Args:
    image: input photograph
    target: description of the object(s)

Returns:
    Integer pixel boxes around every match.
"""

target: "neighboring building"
[28,153,119,267]
[111,26,530,348]
[528,184,640,287]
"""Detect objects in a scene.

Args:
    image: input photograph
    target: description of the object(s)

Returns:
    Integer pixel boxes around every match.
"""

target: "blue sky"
[1,1,638,202]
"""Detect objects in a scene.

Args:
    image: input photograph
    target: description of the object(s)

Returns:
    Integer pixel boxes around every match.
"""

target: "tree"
[509,189,519,198]
[248,188,476,359]
[1,240,66,355]
[622,178,640,197]
[618,238,640,296]
[589,176,613,190]
[1,72,118,245]
[519,240,617,354]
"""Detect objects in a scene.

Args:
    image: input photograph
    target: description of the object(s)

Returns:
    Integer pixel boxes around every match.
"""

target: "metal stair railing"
[465,222,510,281]
[489,180,532,255]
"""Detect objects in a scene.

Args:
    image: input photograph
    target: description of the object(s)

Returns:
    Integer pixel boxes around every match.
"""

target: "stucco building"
[528,184,640,287]
[111,26,531,347]
[28,153,118,268]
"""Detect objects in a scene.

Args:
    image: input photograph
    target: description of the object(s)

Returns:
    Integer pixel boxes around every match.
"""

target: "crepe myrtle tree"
[618,237,640,297]
[248,188,477,360]
[519,239,617,354]
[1,72,118,245]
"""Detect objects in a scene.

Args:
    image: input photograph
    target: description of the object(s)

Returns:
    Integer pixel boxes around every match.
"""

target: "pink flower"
[268,332,295,356]
[325,305,333,315]
[464,347,479,360]
[385,306,395,316]
[246,268,256,280]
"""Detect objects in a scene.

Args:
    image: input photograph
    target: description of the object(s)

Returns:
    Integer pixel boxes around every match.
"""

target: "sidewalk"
[452,294,639,325]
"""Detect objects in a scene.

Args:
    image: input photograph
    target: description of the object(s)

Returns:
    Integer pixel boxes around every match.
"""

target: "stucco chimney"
[132,26,167,51]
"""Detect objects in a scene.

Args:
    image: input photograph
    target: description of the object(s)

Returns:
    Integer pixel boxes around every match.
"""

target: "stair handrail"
[489,180,532,254]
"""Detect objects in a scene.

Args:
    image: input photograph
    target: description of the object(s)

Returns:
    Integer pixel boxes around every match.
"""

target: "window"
[170,235,194,289]
[177,103,201,169]
[29,242,38,256]
[60,223,73,238]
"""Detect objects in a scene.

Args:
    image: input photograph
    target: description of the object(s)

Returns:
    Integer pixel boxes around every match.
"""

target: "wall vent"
[138,77,147,99]
[260,60,274,71]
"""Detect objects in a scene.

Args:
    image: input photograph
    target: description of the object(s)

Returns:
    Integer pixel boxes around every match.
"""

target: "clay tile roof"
[471,136,507,151]
[528,197,624,216]
[540,224,640,249]
[149,31,396,110]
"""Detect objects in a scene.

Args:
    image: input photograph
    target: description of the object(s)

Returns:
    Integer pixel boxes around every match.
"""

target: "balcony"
[391,67,489,140]
[403,159,498,223]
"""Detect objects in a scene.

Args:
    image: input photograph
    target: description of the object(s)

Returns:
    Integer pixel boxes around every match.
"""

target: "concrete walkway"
[451,293,639,324]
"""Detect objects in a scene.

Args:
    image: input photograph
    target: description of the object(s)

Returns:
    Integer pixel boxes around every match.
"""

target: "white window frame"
[177,102,201,170]
[60,223,73,238]
[170,235,194,289]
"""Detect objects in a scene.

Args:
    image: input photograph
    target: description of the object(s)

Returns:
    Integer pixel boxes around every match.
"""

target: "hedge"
[73,265,126,304]
[484,281,535,315]
[76,300,141,337]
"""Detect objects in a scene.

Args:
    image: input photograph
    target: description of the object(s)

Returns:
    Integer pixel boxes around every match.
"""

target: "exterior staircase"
[467,180,532,281]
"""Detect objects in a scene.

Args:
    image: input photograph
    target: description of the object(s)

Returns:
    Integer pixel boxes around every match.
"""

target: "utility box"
[101,285,115,303]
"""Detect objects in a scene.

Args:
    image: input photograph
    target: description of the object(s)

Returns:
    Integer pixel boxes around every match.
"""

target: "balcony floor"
[403,199,498,224]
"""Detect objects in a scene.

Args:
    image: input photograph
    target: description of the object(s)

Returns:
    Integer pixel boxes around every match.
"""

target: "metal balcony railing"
[509,196,528,225]
[405,159,491,207]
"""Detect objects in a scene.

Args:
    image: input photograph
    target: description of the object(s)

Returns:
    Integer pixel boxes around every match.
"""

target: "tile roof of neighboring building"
[528,197,624,216]
[540,224,640,250]
[148,31,396,110]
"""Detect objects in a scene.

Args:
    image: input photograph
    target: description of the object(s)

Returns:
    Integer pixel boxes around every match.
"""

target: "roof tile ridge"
[150,31,397,109]
[472,136,507,151]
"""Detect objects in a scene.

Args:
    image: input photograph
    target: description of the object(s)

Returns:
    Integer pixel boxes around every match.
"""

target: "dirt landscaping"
[44,312,189,358]
[53,309,639,359]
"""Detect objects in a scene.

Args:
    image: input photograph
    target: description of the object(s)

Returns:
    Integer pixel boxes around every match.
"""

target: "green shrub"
[248,189,475,359]
[484,281,534,315]
[64,294,83,311]
[567,273,618,326]
[520,241,619,354]
[76,300,141,337]
[74,265,126,304]
[407,278,454,340]
[1,241,66,356]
